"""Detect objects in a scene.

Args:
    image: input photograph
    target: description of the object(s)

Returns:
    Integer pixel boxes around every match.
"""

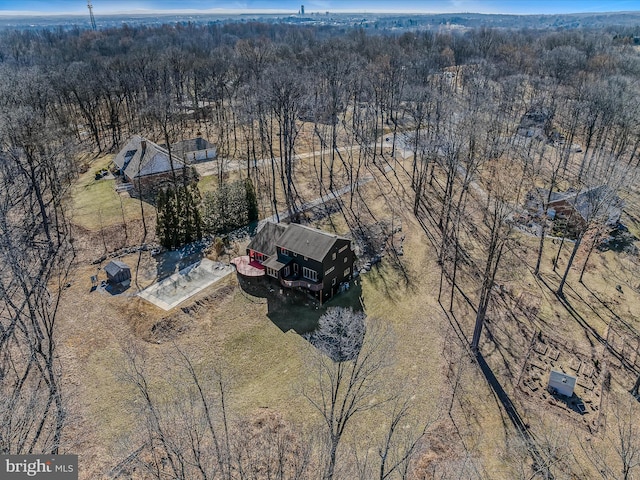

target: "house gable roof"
[114,135,186,180]
[171,137,215,159]
[534,187,573,204]
[247,222,287,256]
[548,370,577,388]
[247,222,350,263]
[548,185,623,225]
[573,185,622,224]
[277,223,348,262]
[104,260,130,277]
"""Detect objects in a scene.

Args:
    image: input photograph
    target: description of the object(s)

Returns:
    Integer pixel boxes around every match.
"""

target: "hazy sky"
[1,0,638,15]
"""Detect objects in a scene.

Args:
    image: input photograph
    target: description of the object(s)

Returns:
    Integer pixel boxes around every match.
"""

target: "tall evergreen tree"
[203,179,255,235]
[245,177,259,223]
[156,184,203,250]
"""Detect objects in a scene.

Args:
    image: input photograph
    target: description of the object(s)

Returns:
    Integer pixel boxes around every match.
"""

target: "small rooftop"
[548,370,577,388]
[104,260,130,277]
[262,255,291,271]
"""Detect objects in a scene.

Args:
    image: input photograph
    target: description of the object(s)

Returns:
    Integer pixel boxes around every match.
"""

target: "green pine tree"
[157,184,203,249]
[156,188,168,248]
[245,177,259,222]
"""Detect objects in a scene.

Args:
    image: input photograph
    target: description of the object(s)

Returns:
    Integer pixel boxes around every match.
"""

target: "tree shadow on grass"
[554,286,606,348]
[476,351,555,479]
[535,272,605,349]
[580,282,629,327]
[154,242,206,280]
[476,352,530,435]
[237,275,364,337]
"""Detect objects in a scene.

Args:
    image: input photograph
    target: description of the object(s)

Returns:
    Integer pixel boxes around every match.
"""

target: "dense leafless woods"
[1,19,640,479]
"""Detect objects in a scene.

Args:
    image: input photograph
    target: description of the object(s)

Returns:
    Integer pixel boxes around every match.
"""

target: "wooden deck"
[280,277,323,292]
[231,256,265,277]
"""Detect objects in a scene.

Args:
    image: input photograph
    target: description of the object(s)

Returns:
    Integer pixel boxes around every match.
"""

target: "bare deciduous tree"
[0,85,75,454]
[303,309,393,480]
[121,343,315,480]
[375,396,435,480]
[471,165,521,352]
[583,395,640,480]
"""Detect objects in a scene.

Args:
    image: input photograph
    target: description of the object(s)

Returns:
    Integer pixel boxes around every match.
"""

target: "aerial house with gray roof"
[114,135,188,189]
[170,136,217,163]
[526,185,623,230]
[242,222,356,303]
[547,370,577,398]
[104,260,131,287]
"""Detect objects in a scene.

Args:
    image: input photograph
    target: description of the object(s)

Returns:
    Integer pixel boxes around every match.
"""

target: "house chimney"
[141,140,147,151]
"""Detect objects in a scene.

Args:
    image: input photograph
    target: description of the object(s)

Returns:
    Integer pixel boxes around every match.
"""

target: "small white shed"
[548,370,576,397]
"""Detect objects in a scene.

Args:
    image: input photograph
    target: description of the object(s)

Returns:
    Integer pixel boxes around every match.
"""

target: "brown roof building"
[527,185,623,230]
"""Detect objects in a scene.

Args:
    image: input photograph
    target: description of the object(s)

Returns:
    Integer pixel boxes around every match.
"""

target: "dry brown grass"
[58,179,469,478]
[56,134,640,479]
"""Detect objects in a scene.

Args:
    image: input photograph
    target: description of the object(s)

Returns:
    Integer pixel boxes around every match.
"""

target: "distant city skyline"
[1,0,638,16]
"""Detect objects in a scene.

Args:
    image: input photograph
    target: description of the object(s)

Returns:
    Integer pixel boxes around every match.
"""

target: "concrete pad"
[138,258,233,311]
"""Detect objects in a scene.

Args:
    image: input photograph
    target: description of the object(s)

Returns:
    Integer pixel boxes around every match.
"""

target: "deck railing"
[280,277,323,292]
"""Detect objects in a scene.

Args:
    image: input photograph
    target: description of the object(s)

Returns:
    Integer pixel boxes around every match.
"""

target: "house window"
[344,256,348,263]
[254,252,265,262]
[294,263,299,274]
[339,245,348,253]
[325,266,335,275]
[303,267,318,282]
[293,252,297,257]
[332,278,337,286]
[281,248,289,256]
[344,267,350,277]
[267,268,277,278]
[304,256,308,261]
[284,266,290,277]
[332,252,337,260]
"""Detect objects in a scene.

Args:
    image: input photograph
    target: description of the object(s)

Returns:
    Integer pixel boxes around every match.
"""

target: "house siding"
[243,221,356,300]
[279,248,322,281]
[548,199,587,230]
[276,236,353,298]
[320,238,354,298]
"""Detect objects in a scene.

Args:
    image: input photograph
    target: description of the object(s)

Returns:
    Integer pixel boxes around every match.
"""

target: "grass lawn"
[58,140,640,479]
[197,173,219,194]
[58,181,468,477]
[70,155,150,231]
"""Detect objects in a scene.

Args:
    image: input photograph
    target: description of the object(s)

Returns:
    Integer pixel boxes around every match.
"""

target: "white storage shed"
[548,370,576,397]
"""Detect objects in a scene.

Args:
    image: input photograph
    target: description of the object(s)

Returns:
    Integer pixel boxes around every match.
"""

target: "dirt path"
[259,164,393,226]
[194,145,361,177]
